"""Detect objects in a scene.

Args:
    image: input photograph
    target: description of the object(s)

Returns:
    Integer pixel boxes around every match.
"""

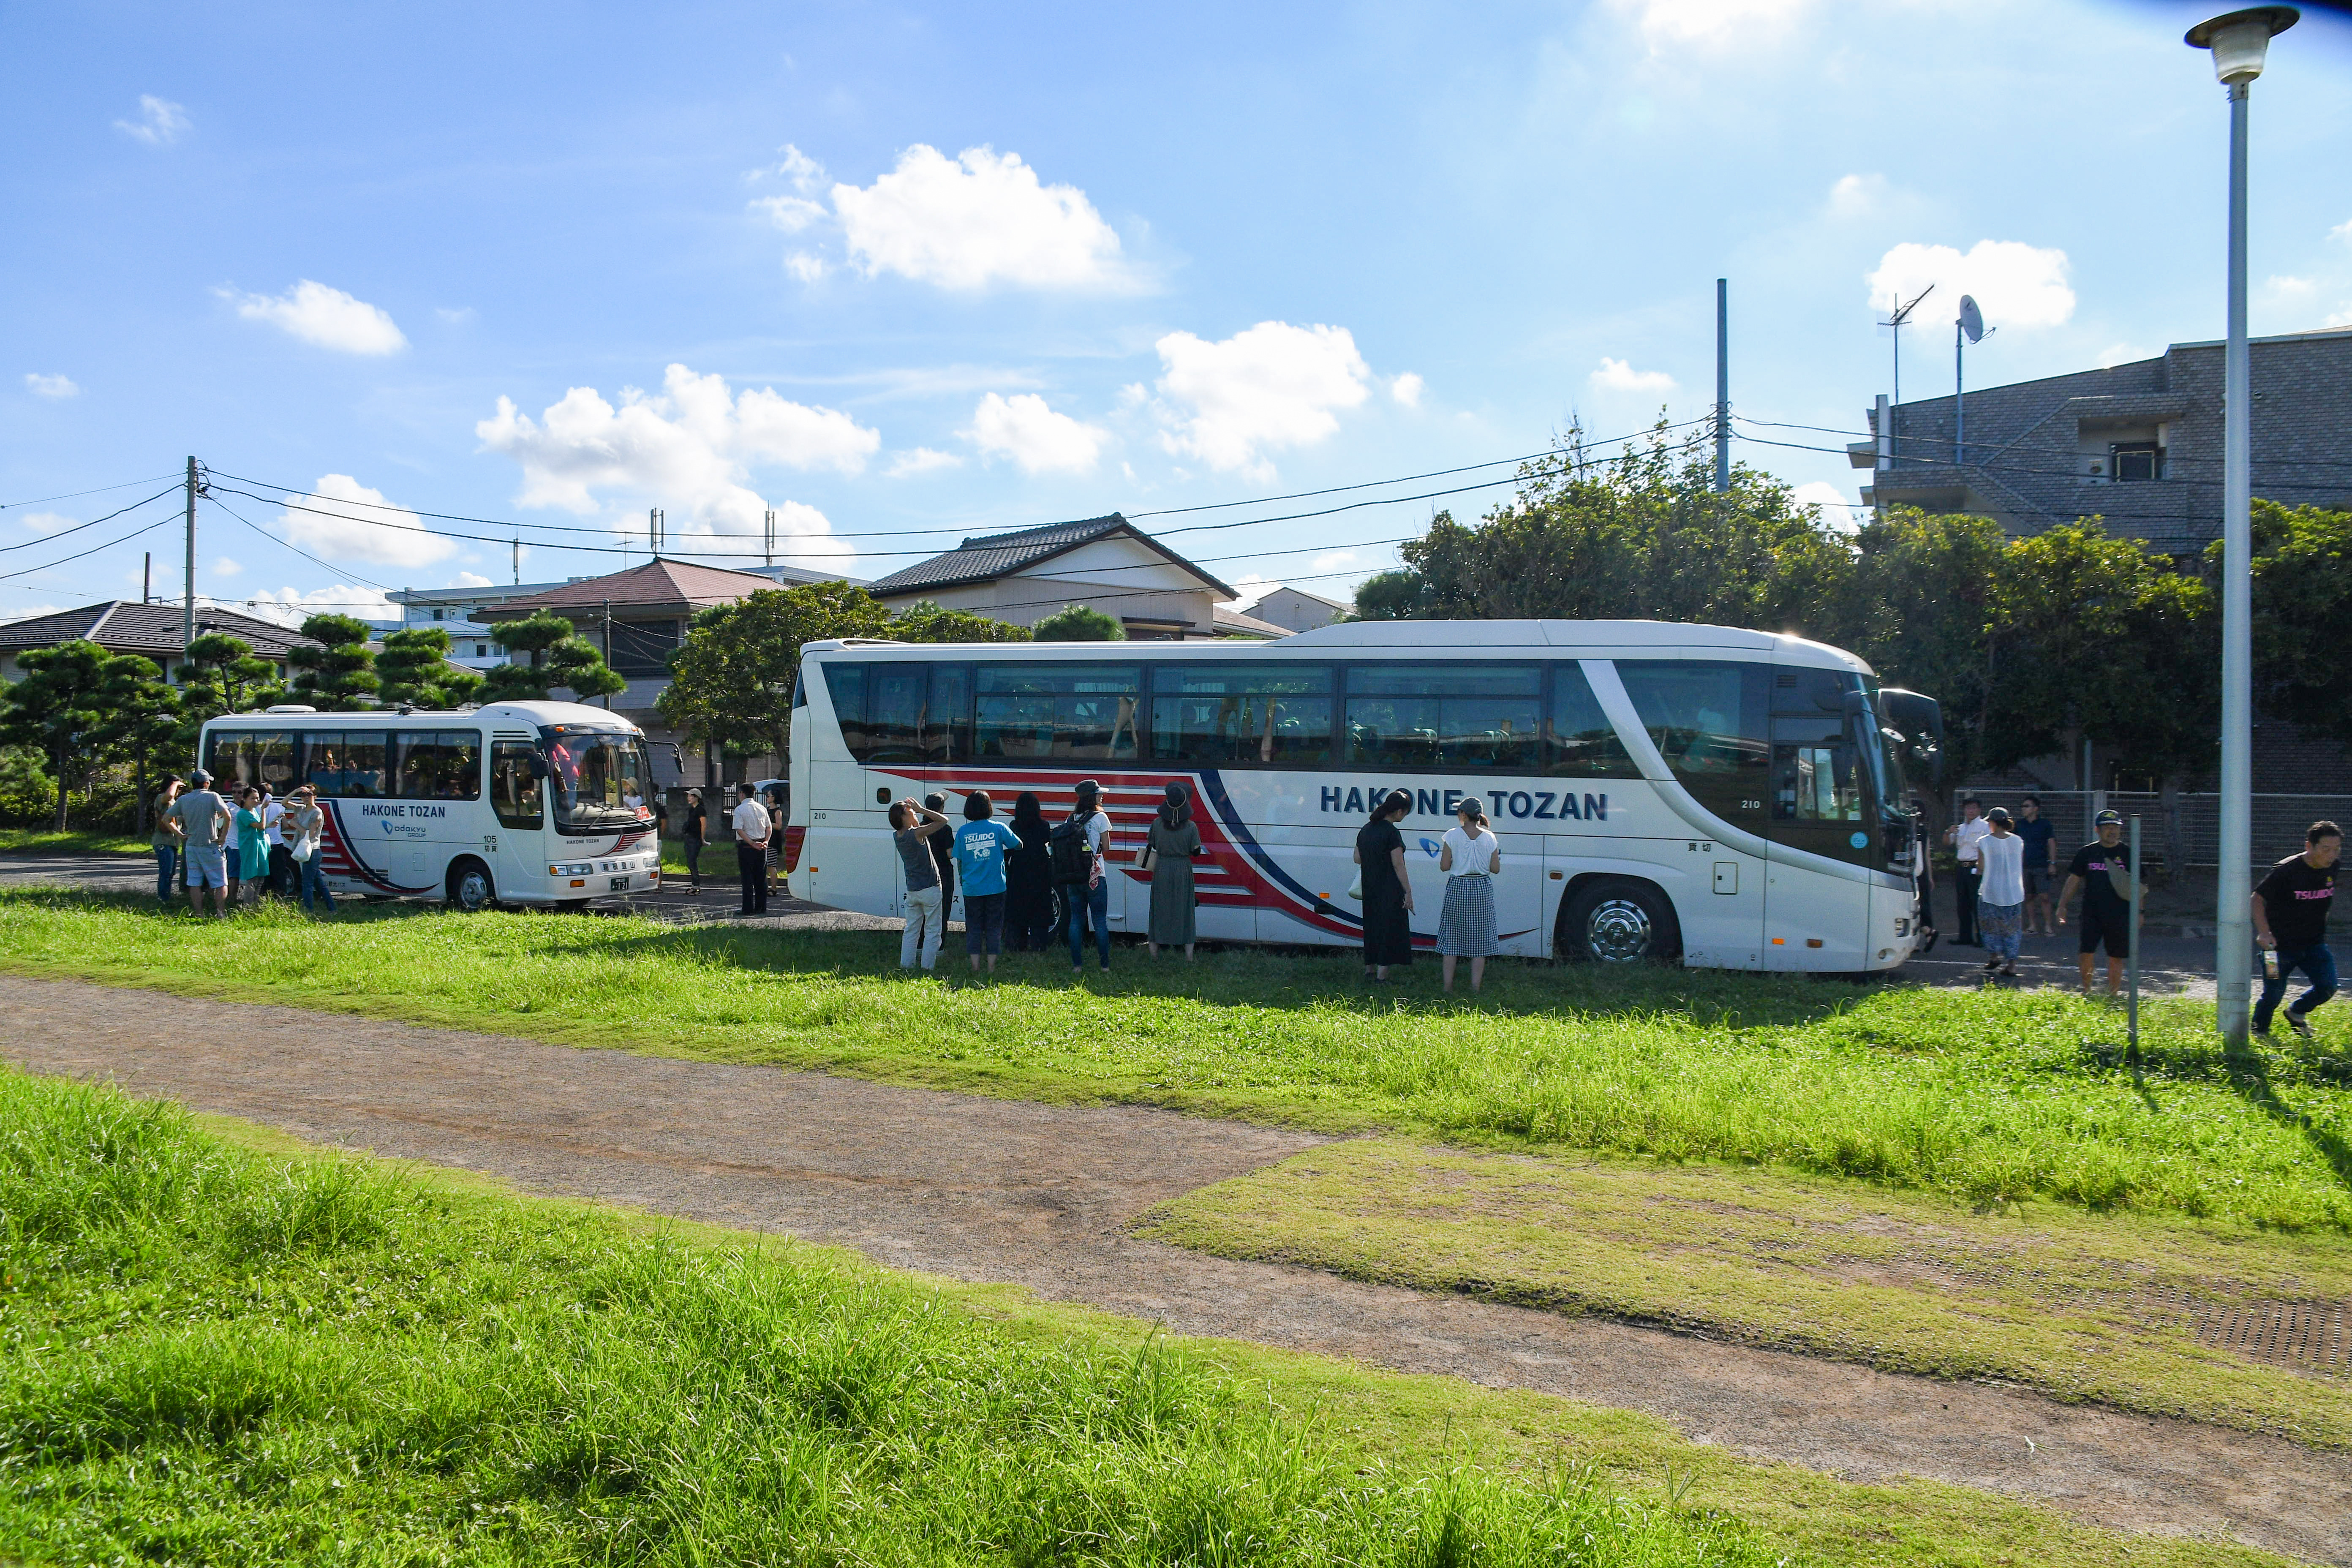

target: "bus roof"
[197,699,641,730]
[799,620,1872,674]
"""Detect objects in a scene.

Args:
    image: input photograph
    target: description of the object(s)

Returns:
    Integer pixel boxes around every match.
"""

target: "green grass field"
[0,1067,2300,1568]
[2,887,2347,1233]
[0,828,149,857]
[1142,1139,2352,1446]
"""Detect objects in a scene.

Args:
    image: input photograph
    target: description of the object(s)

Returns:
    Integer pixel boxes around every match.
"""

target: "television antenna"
[1955,295,1996,466]
[1880,283,1934,466]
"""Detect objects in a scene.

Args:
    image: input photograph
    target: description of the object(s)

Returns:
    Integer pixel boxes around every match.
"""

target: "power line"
[0,512,179,583]
[1733,413,2352,476]
[0,472,186,512]
[1729,430,2352,496]
[202,493,395,592]
[0,484,186,555]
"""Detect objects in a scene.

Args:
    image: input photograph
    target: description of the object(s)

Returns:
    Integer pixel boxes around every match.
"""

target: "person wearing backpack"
[1052,778,1113,975]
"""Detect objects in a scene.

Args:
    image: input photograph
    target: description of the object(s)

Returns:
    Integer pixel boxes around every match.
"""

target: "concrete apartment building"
[1853,326,2352,551]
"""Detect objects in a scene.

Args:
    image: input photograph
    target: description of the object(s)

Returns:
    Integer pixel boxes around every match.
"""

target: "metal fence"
[1947,789,2352,871]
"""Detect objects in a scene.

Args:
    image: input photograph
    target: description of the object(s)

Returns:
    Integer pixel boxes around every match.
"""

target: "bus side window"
[1614,660,1769,830]
[1547,666,1640,779]
[925,664,971,765]
[1151,664,1334,766]
[860,664,930,765]
[394,731,484,800]
[822,664,868,757]
[491,742,543,830]
[1344,665,1541,771]
[975,664,1141,762]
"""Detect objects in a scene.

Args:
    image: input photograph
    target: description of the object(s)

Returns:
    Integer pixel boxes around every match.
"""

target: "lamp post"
[2186,6,2296,1046]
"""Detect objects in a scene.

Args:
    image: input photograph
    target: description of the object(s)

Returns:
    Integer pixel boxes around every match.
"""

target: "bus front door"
[1763,714,1870,969]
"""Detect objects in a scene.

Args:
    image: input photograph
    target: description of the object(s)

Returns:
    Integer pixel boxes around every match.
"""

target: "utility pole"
[764,508,776,567]
[512,536,520,586]
[1713,278,1730,493]
[182,456,197,656]
[142,552,151,605]
[649,507,664,556]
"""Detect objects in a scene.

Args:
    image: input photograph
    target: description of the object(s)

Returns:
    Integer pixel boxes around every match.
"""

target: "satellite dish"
[1958,295,1985,343]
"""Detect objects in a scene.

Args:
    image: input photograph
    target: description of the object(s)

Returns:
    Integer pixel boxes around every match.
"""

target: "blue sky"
[5,0,2350,627]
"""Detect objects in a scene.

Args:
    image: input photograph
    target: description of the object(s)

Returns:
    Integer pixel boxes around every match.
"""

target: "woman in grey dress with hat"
[1143,781,1203,959]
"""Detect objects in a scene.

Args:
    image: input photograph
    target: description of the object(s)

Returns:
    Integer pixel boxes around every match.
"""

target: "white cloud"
[783,252,828,284]
[1866,240,2074,331]
[227,280,407,355]
[2263,274,2318,300]
[24,373,79,399]
[0,604,68,624]
[1312,550,1360,572]
[2096,342,2151,369]
[1590,357,1676,393]
[237,585,399,626]
[886,446,964,477]
[1607,0,1813,48]
[212,556,242,577]
[966,393,1107,476]
[477,365,873,564]
[1827,174,1885,218]
[833,145,1132,291]
[754,195,829,233]
[1390,372,1424,408]
[1151,321,1371,478]
[19,512,73,534]
[2331,218,2352,247]
[450,571,493,588]
[115,95,188,145]
[436,306,476,325]
[279,475,455,570]
[1793,481,1856,513]
[762,144,826,192]
[2328,308,2352,330]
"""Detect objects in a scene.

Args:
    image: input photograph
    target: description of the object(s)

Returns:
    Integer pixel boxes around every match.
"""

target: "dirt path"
[6,973,2347,1565]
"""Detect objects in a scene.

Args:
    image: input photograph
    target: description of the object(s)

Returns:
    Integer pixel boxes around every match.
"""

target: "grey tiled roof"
[0,600,316,659]
[866,514,1236,599]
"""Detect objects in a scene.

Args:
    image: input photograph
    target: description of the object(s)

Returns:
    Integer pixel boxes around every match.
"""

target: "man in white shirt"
[1973,806,2028,978]
[1946,798,1990,947]
[731,782,771,915]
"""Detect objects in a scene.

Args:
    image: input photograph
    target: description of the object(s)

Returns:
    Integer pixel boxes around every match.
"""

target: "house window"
[432,608,444,621]
[474,644,487,658]
[2111,442,2162,482]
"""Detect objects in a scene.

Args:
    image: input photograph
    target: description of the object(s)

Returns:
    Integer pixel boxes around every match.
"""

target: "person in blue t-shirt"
[2015,794,2059,935]
[952,792,1024,976]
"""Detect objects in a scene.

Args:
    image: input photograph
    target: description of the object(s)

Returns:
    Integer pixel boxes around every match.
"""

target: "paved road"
[6,973,2345,1564]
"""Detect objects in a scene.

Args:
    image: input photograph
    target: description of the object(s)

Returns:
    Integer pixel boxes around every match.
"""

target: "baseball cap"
[189,768,212,786]
[1074,778,1102,803]
[1984,806,2012,824]
[2094,808,2123,826]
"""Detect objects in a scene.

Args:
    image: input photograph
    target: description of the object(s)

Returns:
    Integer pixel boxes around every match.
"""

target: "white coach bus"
[784,621,1940,973]
[197,700,662,910]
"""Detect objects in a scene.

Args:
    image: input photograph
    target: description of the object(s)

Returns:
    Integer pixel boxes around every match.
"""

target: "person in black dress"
[923,791,957,912]
[1006,790,1056,950]
[680,787,707,896]
[1354,788,1416,980]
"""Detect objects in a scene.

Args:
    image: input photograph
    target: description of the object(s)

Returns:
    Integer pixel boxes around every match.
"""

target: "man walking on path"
[2252,820,2342,1041]
[1974,807,2027,979]
[732,782,771,916]
[2058,808,2134,996]
[169,769,232,917]
[2016,795,2058,935]
[1946,797,1988,946]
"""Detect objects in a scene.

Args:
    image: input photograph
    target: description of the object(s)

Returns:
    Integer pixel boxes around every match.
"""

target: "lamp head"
[2185,6,2298,84]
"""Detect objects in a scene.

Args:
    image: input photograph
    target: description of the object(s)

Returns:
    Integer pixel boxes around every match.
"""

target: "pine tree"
[0,640,111,832]
[174,633,281,724]
[286,614,381,710]
[479,612,627,703]
[378,627,485,710]
[91,654,184,835]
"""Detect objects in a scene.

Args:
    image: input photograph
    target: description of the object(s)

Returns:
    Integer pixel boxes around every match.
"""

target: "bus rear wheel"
[447,858,497,913]
[1561,878,1679,966]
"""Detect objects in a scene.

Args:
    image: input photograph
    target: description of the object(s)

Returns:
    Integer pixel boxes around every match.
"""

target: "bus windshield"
[541,727,652,834]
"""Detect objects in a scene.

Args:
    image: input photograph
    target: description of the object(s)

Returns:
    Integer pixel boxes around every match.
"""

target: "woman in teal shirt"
[951,792,1024,977]
[232,787,270,908]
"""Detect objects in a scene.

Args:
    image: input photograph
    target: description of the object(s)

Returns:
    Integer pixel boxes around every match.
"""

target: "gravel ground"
[5,973,2346,1563]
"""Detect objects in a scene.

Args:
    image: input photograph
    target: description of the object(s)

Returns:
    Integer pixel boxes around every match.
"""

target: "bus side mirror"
[527,756,549,780]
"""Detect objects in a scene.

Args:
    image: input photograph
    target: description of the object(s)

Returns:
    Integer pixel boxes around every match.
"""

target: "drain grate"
[2194,1298,2350,1374]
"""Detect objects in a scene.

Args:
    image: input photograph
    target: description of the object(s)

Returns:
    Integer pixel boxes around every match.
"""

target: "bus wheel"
[447,858,498,913]
[1562,878,1679,965]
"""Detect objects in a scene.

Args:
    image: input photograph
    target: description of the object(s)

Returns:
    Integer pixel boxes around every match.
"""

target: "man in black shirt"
[2057,809,2134,996]
[2251,819,2342,1041]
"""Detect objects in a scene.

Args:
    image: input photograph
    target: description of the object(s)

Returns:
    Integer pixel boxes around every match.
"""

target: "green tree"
[0,746,56,828]
[479,612,629,704]
[1360,423,1850,632]
[377,626,486,710]
[286,614,381,709]
[889,599,1032,643]
[1031,603,1126,642]
[91,653,184,834]
[0,640,111,831]
[2235,500,2352,748]
[657,583,891,763]
[174,632,281,725]
[1980,519,2213,784]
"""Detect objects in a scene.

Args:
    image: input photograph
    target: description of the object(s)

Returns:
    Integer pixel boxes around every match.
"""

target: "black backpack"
[1048,817,1094,884]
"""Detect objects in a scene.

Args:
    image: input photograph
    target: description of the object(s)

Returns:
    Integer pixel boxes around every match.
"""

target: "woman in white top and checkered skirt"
[1437,797,1503,994]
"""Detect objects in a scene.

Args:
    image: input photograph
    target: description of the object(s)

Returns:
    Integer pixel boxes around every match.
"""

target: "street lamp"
[2186,6,2296,1046]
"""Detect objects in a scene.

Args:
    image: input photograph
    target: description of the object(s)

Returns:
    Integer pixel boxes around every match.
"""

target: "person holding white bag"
[283,785,335,915]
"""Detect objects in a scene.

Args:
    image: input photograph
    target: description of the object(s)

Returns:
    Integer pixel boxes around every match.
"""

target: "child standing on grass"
[952,792,1022,977]
[1974,806,2026,979]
